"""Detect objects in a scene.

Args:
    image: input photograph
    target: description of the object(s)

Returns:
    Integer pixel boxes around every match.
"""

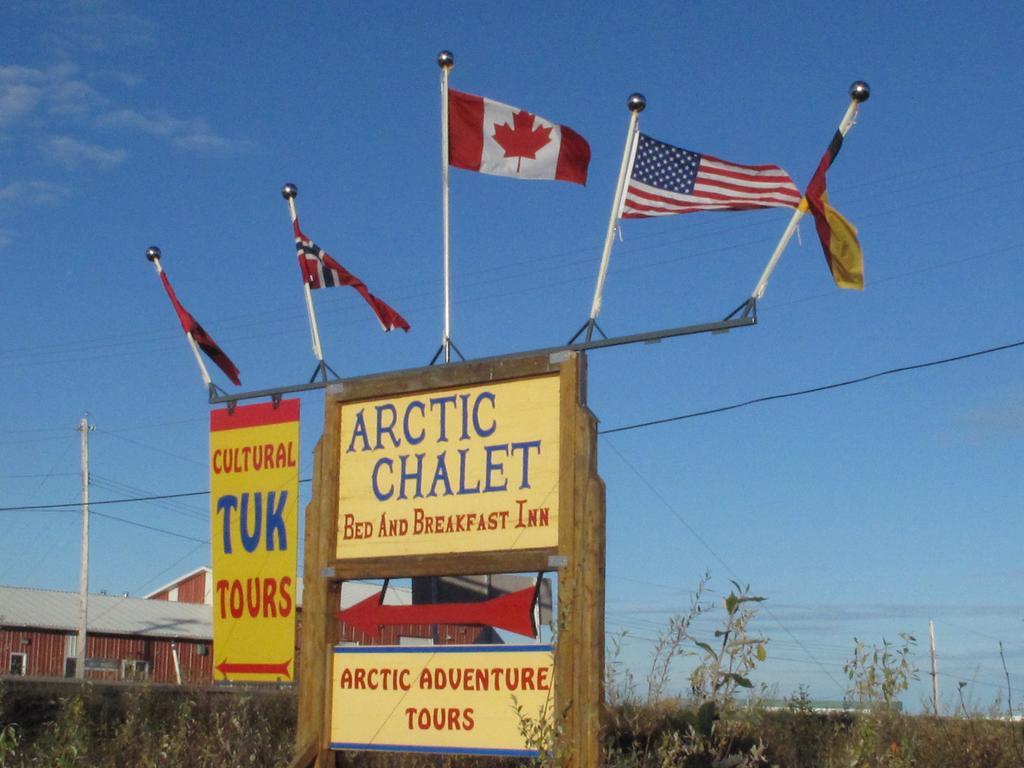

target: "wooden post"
[554,357,581,764]
[553,354,604,768]
[76,416,92,680]
[929,619,939,716]
[581,456,606,767]
[295,428,342,767]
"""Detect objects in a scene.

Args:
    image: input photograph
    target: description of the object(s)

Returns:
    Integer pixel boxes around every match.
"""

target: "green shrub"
[0,683,294,768]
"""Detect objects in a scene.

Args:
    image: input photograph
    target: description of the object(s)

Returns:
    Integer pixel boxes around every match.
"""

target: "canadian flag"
[448,89,590,185]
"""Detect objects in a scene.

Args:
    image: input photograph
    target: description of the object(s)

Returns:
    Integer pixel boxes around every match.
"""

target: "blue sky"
[2,1,1022,710]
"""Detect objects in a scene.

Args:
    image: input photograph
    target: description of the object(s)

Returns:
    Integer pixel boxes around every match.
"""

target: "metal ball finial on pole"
[849,81,870,102]
[282,182,298,201]
[575,92,647,343]
[146,246,161,262]
[437,50,454,70]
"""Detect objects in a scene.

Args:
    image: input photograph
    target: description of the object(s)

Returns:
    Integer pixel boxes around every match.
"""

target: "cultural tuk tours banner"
[336,373,562,559]
[209,399,299,682]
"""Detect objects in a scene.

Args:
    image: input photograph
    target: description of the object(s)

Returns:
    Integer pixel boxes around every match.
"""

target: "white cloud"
[175,127,245,153]
[46,136,127,169]
[48,79,105,115]
[96,108,251,154]
[95,107,176,136]
[0,181,72,205]
[0,63,100,122]
[0,82,42,124]
[39,1,156,54]
[1,15,250,162]
[0,65,49,84]
[98,70,144,88]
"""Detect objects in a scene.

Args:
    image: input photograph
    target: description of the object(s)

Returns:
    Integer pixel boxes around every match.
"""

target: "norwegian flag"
[159,271,241,385]
[294,220,410,332]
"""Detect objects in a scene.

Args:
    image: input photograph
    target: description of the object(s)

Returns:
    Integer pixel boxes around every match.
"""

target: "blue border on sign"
[330,742,539,757]
[333,643,553,654]
[332,643,554,755]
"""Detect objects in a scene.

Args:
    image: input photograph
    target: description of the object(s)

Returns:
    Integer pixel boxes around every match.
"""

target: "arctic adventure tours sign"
[330,645,554,756]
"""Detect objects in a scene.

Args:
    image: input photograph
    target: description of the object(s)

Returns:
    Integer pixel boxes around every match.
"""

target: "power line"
[95,428,208,468]
[602,438,847,695]
[599,339,1024,435]
[91,474,208,522]
[0,472,76,479]
[0,490,211,512]
[0,478,312,513]
[90,510,208,544]
[3,337,1021,512]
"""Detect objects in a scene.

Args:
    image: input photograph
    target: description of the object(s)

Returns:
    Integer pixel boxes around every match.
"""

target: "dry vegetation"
[2,579,1022,767]
[2,680,1023,767]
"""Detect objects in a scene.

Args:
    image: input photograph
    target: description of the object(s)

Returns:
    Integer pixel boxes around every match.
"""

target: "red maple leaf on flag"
[492,110,552,172]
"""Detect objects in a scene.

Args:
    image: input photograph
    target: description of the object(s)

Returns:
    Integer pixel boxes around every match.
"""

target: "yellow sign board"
[330,644,553,756]
[209,400,299,682]
[336,374,561,559]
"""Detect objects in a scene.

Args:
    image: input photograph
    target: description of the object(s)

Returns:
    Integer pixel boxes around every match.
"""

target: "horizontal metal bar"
[567,315,754,352]
[208,314,756,406]
[209,378,337,405]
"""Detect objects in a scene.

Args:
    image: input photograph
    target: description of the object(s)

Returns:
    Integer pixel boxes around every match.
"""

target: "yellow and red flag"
[804,131,864,290]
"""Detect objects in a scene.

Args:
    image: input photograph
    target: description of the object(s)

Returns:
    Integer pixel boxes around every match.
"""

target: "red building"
[1,570,502,683]
[0,584,211,683]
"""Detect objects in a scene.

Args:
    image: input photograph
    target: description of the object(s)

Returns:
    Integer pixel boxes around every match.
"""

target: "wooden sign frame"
[293,350,604,768]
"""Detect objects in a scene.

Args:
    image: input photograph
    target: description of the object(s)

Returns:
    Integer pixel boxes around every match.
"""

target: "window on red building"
[8,652,27,676]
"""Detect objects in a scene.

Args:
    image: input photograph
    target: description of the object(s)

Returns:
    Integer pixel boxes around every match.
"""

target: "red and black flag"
[293,220,410,332]
[804,130,864,290]
[159,270,241,385]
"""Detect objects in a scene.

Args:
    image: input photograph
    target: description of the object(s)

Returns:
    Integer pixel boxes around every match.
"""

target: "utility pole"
[75,416,94,680]
[929,619,940,716]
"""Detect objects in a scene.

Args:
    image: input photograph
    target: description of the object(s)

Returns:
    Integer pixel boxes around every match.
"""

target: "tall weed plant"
[605,573,770,768]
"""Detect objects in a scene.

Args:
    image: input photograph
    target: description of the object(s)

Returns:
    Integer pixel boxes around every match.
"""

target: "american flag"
[294,221,410,332]
[620,133,801,218]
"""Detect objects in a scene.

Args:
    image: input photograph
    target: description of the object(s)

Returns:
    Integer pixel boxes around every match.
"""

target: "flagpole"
[281,183,330,381]
[438,50,454,363]
[578,93,645,343]
[146,247,213,389]
[748,81,870,303]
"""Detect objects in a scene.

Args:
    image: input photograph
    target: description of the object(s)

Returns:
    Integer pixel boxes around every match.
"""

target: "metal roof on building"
[143,566,212,600]
[0,585,211,641]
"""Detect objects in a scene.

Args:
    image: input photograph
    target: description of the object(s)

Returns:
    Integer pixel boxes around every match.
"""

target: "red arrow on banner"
[338,586,537,639]
[216,659,291,679]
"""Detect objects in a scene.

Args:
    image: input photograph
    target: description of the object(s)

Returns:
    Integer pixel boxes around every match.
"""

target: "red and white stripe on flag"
[620,133,801,218]
[448,89,590,185]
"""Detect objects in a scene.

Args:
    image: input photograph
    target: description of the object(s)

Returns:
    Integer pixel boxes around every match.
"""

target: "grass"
[0,680,294,768]
[2,680,1024,767]
[2,572,1022,768]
